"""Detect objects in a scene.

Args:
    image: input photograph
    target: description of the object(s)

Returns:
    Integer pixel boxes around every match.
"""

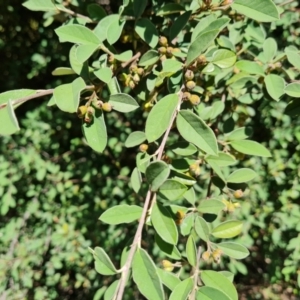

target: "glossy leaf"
[230,140,271,157]
[93,247,117,275]
[217,242,250,259]
[198,199,226,215]
[146,94,178,143]
[227,168,257,183]
[152,203,178,245]
[54,77,86,113]
[169,277,193,300]
[186,235,197,267]
[201,270,238,300]
[125,131,146,148]
[146,161,170,191]
[157,268,181,291]
[176,110,218,155]
[135,18,159,48]
[232,0,279,22]
[265,74,285,101]
[0,100,20,136]
[99,205,142,225]
[55,24,100,44]
[212,220,243,239]
[108,93,139,113]
[158,180,188,201]
[82,112,107,153]
[194,216,210,242]
[132,248,164,300]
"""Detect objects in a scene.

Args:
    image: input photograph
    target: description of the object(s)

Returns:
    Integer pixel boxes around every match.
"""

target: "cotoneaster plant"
[1,0,300,299]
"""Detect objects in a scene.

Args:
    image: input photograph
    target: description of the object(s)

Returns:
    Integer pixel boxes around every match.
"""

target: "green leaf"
[114,50,133,62]
[206,159,226,182]
[158,180,188,201]
[93,14,119,42]
[198,199,226,215]
[194,216,210,242]
[225,127,252,141]
[69,45,90,77]
[132,248,164,300]
[235,60,264,75]
[284,99,300,117]
[52,67,76,76]
[55,24,100,44]
[125,131,146,148]
[183,188,196,205]
[206,153,236,167]
[135,18,159,48]
[156,3,184,15]
[104,280,119,300]
[76,44,99,63]
[22,0,56,11]
[139,50,160,67]
[146,161,170,192]
[99,205,142,225]
[155,234,181,260]
[217,242,250,259]
[263,38,277,62]
[94,67,113,84]
[197,286,231,300]
[264,74,285,101]
[212,220,243,239]
[131,167,142,194]
[285,83,300,98]
[169,277,193,300]
[82,111,107,153]
[107,19,126,45]
[186,235,197,267]
[136,152,150,173]
[201,271,238,300]
[231,0,279,22]
[108,93,139,113]
[152,203,178,245]
[191,14,217,42]
[230,140,271,157]
[107,77,121,95]
[93,247,117,275]
[169,141,197,156]
[157,268,181,291]
[285,48,300,70]
[54,77,86,113]
[162,59,183,74]
[176,110,218,155]
[169,10,192,41]
[0,100,20,136]
[146,94,178,143]
[87,4,106,21]
[133,0,148,18]
[227,168,257,183]
[187,27,226,66]
[0,89,36,106]
[210,50,236,68]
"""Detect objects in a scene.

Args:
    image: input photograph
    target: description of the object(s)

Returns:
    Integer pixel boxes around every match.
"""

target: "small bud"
[102,102,112,112]
[212,249,222,263]
[158,46,167,54]
[94,100,103,109]
[202,251,211,262]
[139,144,148,153]
[161,260,174,272]
[197,55,207,65]
[185,80,196,90]
[233,189,244,199]
[166,46,174,57]
[87,106,95,115]
[84,114,93,123]
[185,70,195,81]
[234,202,241,208]
[136,68,144,76]
[159,36,168,47]
[189,162,201,177]
[129,80,136,89]
[132,73,140,84]
[175,210,185,225]
[189,94,201,106]
[77,106,88,118]
[182,92,191,101]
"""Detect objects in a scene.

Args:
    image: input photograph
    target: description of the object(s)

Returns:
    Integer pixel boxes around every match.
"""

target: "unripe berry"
[102,102,112,112]
[87,106,95,115]
[185,80,196,90]
[161,260,174,272]
[185,70,195,81]
[166,46,174,57]
[94,100,103,109]
[202,251,211,262]
[197,55,207,65]
[158,36,168,47]
[189,162,201,177]
[132,73,140,84]
[84,114,93,123]
[175,210,185,225]
[129,80,136,89]
[233,189,244,199]
[77,106,88,118]
[158,46,167,54]
[212,249,222,263]
[136,68,144,76]
[139,144,148,152]
[182,92,191,101]
[189,94,201,106]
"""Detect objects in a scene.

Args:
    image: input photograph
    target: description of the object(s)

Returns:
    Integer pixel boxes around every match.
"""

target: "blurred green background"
[0,1,300,299]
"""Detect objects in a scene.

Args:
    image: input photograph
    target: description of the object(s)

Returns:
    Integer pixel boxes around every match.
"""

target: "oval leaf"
[226,168,257,183]
[125,131,146,148]
[176,110,218,155]
[212,220,243,239]
[93,247,117,275]
[169,277,193,300]
[158,179,188,201]
[230,140,271,157]
[198,199,226,215]
[265,74,285,101]
[157,268,181,291]
[197,286,231,300]
[146,161,170,191]
[217,242,250,259]
[109,93,139,113]
[194,216,210,242]
[186,235,197,267]
[135,18,159,48]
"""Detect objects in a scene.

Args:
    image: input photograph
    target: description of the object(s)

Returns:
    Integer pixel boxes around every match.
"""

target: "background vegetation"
[0,0,300,299]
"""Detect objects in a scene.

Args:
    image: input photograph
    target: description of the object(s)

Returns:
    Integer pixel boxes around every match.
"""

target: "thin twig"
[189,246,202,300]
[121,52,141,69]
[57,7,93,23]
